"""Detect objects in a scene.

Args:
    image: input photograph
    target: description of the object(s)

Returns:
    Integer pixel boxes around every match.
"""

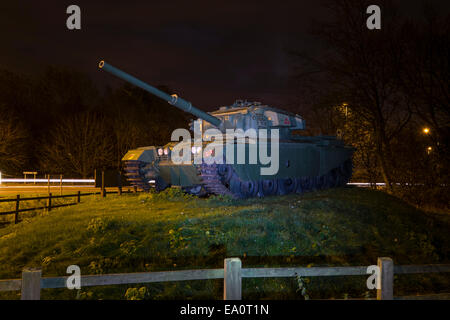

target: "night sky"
[2,1,449,111]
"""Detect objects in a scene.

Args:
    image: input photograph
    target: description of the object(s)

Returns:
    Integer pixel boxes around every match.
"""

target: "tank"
[99,60,354,198]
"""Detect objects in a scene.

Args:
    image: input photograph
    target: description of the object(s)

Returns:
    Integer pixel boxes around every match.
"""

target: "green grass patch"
[0,187,448,300]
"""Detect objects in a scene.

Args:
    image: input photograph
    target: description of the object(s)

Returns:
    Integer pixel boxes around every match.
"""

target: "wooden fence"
[0,187,139,224]
[0,257,449,300]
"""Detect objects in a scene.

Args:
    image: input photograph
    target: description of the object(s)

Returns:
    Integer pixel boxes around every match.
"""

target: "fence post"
[377,257,394,300]
[118,186,122,196]
[47,174,50,194]
[101,171,106,198]
[14,195,20,224]
[60,174,63,195]
[133,186,137,193]
[48,193,52,212]
[224,258,242,300]
[77,191,81,203]
[21,268,42,300]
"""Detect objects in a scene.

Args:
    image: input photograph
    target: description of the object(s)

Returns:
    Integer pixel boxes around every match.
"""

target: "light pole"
[343,103,348,122]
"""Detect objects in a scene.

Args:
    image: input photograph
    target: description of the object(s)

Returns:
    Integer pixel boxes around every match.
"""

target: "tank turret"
[203,100,306,139]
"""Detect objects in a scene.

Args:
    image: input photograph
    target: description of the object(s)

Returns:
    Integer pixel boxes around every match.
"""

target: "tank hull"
[122,137,353,198]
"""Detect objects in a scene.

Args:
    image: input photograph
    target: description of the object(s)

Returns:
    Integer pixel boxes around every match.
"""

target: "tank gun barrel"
[98,60,222,127]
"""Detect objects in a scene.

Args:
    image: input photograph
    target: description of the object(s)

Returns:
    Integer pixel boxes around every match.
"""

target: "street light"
[342,103,348,120]
[427,146,432,155]
[423,127,430,134]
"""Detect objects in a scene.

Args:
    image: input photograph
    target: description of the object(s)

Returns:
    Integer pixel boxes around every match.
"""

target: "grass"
[0,187,448,300]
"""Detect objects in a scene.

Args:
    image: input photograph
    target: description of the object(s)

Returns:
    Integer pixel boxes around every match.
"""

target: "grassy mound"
[0,187,448,300]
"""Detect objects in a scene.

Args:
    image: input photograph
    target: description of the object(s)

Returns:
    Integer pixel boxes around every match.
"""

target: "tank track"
[123,158,352,198]
[198,159,353,199]
[123,160,151,191]
[199,162,235,197]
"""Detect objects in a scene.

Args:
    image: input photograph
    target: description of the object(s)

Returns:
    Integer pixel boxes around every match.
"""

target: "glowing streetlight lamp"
[423,127,430,134]
[342,103,348,120]
[427,146,432,155]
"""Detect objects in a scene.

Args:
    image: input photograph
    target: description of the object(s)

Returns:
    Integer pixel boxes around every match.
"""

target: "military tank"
[99,60,354,198]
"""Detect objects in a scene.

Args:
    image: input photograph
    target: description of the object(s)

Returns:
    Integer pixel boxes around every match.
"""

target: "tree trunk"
[375,129,396,193]
[377,152,393,193]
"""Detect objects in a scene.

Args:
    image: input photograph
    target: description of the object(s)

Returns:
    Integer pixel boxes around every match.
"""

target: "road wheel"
[240,180,259,198]
[260,179,278,196]
[217,164,233,184]
[278,178,297,195]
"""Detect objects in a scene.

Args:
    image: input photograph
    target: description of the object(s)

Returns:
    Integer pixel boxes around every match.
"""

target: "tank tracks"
[198,159,353,199]
[123,160,152,191]
[123,159,352,198]
[198,162,235,197]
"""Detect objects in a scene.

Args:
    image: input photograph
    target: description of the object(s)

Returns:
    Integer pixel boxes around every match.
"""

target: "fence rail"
[0,187,139,224]
[0,257,449,300]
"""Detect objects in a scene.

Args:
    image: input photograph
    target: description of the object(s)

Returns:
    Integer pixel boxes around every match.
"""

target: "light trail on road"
[0,178,95,183]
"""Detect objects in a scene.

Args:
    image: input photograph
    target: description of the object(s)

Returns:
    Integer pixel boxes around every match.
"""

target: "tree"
[0,69,34,173]
[0,110,29,174]
[397,7,450,164]
[34,66,99,118]
[102,83,191,169]
[292,0,412,191]
[39,112,115,178]
[290,0,449,208]
[0,65,191,177]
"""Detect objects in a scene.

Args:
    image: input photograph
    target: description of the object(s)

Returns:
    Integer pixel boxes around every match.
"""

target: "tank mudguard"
[122,146,157,163]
